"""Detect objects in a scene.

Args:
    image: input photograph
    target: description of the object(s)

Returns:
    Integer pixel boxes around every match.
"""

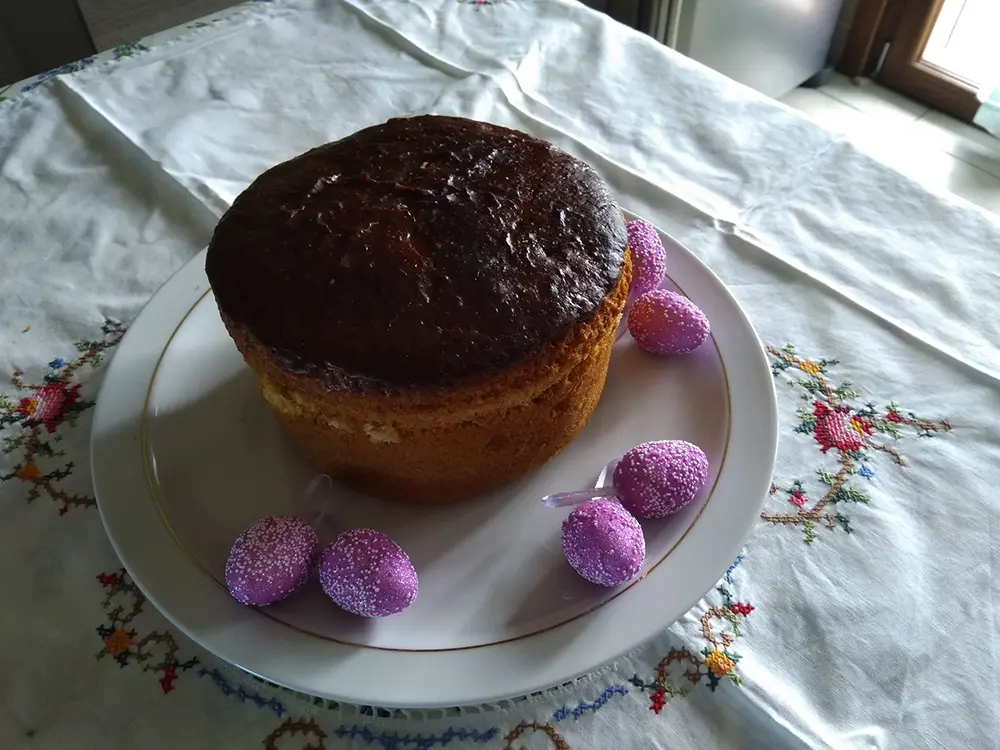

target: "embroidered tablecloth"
[3,1,999,748]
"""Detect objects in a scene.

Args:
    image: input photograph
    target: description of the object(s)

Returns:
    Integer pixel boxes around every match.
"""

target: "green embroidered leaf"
[47,465,73,482]
[627,675,661,691]
[715,584,737,610]
[802,518,817,545]
[2,434,24,452]
[855,402,877,418]
[795,407,817,434]
[832,381,859,400]
[0,414,24,428]
[832,486,870,504]
[35,440,56,458]
[797,379,823,394]
[875,419,902,439]
[817,469,836,486]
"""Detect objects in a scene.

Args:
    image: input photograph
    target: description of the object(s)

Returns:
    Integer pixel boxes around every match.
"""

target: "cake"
[206,115,631,503]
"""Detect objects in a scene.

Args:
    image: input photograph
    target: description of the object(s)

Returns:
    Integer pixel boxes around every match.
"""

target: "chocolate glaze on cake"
[206,115,627,390]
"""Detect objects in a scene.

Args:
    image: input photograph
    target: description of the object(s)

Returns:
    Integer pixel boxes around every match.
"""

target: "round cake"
[206,115,631,503]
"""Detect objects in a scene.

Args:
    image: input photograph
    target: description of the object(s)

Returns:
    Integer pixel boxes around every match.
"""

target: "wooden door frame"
[836,0,980,121]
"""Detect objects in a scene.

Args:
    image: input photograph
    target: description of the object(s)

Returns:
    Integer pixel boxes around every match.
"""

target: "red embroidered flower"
[788,490,807,508]
[649,686,667,714]
[97,572,121,587]
[17,383,81,432]
[812,402,872,453]
[885,409,903,423]
[731,601,754,616]
[159,664,178,694]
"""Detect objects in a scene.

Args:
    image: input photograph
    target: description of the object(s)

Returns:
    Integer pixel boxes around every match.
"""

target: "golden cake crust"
[221,252,630,503]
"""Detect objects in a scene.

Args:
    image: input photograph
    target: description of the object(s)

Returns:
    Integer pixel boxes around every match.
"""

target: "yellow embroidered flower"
[104,627,133,657]
[799,359,822,377]
[16,461,40,481]
[849,416,869,435]
[704,649,735,678]
[19,396,39,417]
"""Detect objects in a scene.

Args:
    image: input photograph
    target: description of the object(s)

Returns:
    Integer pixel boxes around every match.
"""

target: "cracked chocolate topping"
[206,115,627,390]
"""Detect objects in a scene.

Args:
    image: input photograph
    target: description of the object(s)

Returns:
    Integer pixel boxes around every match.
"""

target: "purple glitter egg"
[225,515,319,607]
[319,529,418,618]
[614,440,709,519]
[626,219,668,297]
[561,498,645,587]
[628,289,710,356]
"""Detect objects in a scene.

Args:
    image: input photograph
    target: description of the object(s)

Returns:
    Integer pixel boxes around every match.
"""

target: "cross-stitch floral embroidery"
[1,320,126,514]
[112,41,149,60]
[764,344,951,543]
[95,569,199,693]
[628,554,754,714]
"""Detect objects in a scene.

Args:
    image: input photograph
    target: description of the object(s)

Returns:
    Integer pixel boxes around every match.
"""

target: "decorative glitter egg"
[613,440,709,519]
[626,219,667,297]
[319,529,418,617]
[561,498,646,587]
[225,515,319,607]
[628,289,710,355]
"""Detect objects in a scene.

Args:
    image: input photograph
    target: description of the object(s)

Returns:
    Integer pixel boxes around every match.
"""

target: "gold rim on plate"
[140,276,731,653]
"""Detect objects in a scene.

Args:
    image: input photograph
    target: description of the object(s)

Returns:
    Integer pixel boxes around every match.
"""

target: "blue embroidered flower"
[858,464,874,479]
[48,358,66,370]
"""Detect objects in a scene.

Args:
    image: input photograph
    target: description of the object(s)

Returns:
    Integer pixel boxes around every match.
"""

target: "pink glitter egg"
[628,290,710,356]
[561,498,645,587]
[614,440,709,519]
[319,529,418,617]
[626,219,667,297]
[225,515,319,607]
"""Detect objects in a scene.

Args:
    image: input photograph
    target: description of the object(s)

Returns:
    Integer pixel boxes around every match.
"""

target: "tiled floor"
[780,74,1000,218]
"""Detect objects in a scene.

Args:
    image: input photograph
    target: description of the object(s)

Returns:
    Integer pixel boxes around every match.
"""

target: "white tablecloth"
[2,1,999,748]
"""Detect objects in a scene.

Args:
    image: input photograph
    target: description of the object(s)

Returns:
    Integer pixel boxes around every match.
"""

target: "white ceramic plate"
[91,216,777,708]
